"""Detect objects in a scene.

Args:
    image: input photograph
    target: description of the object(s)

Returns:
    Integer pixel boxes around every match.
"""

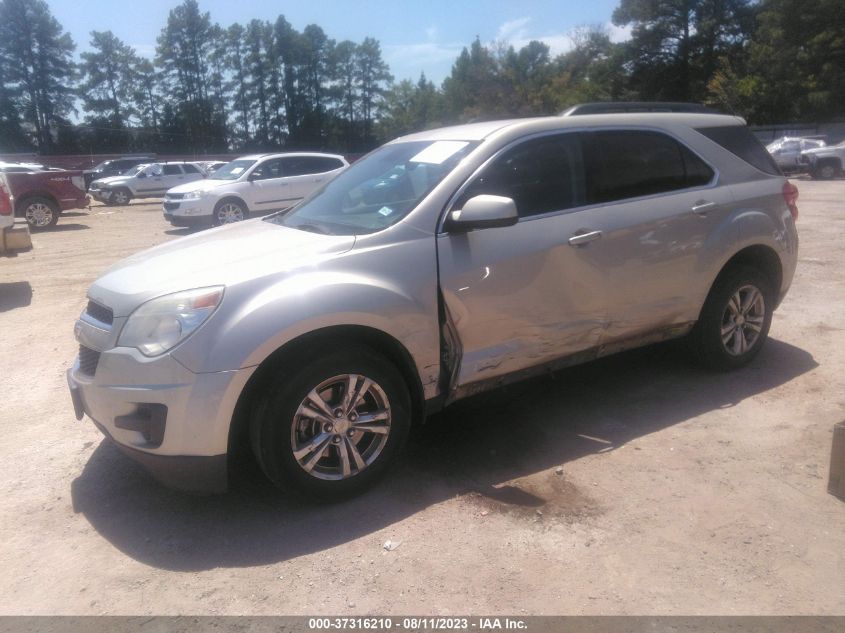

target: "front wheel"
[689,266,775,370]
[250,345,411,498]
[109,188,132,206]
[213,199,248,225]
[812,162,839,180]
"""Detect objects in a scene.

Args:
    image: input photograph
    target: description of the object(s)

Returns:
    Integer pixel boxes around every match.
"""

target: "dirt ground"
[0,180,843,616]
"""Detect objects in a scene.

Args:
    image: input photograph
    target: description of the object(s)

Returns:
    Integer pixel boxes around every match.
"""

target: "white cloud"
[492,18,632,58]
[497,17,532,42]
[384,41,465,65]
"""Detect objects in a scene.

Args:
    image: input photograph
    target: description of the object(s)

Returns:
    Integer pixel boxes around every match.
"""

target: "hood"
[87,219,356,317]
[801,146,834,156]
[91,175,128,187]
[168,178,232,195]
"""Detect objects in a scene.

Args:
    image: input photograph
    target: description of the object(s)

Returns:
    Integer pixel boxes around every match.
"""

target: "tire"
[109,188,132,206]
[689,265,775,371]
[19,196,59,230]
[812,161,839,180]
[250,345,411,499]
[213,199,248,225]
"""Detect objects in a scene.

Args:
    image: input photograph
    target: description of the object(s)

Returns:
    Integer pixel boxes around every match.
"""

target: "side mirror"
[447,195,519,232]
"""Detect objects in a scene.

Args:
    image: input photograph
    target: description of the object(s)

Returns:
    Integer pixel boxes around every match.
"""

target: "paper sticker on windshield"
[230,167,244,174]
[410,141,469,165]
[378,206,393,216]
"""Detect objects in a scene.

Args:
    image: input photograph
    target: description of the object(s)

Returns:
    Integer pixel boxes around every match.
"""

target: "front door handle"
[691,200,716,216]
[568,230,603,246]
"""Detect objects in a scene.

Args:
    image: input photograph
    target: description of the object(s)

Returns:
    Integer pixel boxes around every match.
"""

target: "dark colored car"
[83,157,154,189]
[4,170,89,229]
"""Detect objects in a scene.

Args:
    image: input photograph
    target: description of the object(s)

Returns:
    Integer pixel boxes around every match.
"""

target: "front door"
[437,132,611,389]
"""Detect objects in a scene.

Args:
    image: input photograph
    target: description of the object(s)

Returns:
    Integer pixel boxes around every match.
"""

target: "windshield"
[123,164,148,177]
[211,159,256,180]
[270,140,477,235]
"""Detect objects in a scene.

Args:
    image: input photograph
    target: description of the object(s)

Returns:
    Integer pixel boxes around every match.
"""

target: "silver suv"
[68,111,799,497]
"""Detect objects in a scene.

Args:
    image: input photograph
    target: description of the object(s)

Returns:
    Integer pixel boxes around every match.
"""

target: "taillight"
[0,182,11,216]
[783,180,799,221]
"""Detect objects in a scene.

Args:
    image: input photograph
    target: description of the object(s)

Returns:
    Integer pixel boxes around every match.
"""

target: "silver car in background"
[68,111,799,497]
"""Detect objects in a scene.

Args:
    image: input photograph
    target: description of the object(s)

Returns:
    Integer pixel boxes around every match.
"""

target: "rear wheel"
[19,196,59,229]
[690,266,775,370]
[213,199,248,225]
[250,345,411,498]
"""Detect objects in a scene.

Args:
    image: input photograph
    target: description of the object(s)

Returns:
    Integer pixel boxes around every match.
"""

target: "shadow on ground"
[71,338,816,571]
[0,281,33,312]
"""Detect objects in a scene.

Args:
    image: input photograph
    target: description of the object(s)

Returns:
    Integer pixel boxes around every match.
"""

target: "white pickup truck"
[800,140,845,179]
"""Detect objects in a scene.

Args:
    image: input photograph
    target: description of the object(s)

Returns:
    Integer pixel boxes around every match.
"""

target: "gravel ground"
[0,179,843,615]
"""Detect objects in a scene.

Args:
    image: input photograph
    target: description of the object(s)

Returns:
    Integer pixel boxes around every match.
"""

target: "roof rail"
[560,102,720,116]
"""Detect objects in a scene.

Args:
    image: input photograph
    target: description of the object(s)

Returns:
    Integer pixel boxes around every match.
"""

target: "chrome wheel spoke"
[727,295,741,317]
[745,321,762,333]
[305,388,336,420]
[721,326,736,345]
[294,433,332,471]
[346,376,372,415]
[741,288,760,315]
[338,439,351,477]
[346,437,367,471]
[353,409,390,434]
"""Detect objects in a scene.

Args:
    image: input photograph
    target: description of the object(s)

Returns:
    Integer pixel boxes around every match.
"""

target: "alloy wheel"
[25,202,54,227]
[290,374,391,481]
[720,284,766,356]
[216,203,244,223]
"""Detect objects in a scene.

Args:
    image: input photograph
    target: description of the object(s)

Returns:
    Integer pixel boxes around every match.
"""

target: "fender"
[172,241,443,400]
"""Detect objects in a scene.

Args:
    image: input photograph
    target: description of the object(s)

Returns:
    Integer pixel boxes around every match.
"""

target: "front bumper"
[88,189,112,204]
[163,198,214,225]
[68,326,256,493]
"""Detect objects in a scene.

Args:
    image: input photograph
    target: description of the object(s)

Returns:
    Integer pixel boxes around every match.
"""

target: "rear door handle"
[691,200,716,215]
[568,230,603,246]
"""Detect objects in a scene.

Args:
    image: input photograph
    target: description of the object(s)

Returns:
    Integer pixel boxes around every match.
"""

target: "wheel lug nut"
[347,430,355,437]
[334,409,343,418]
[332,436,341,444]
[324,423,333,432]
[349,413,358,421]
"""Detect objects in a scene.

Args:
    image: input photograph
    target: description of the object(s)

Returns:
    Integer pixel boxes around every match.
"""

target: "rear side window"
[162,164,182,175]
[583,130,714,204]
[695,125,781,175]
[456,133,586,217]
[182,164,200,174]
[299,156,345,173]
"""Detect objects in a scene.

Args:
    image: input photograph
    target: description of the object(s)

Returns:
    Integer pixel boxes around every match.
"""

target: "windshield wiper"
[295,223,330,235]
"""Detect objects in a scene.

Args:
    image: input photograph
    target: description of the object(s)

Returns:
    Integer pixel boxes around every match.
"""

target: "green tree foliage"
[612,0,754,102]
[0,0,75,152]
[710,0,845,123]
[0,0,839,155]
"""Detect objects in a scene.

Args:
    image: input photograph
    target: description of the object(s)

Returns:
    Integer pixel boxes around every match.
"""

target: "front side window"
[182,164,200,174]
[583,130,714,203]
[271,140,477,235]
[251,159,284,180]
[455,133,586,217]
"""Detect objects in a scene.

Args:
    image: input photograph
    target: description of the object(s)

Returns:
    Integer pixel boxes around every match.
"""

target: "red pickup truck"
[2,170,89,229]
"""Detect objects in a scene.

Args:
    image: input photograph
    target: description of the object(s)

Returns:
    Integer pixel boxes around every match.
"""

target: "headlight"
[181,190,208,201]
[117,286,224,356]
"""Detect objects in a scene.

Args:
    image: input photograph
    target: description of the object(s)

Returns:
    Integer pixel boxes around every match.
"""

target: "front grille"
[78,345,101,376]
[166,193,185,200]
[85,300,113,325]
[163,201,180,211]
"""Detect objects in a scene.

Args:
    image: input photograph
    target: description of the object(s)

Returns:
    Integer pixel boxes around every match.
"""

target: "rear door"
[577,129,732,345]
[278,156,345,202]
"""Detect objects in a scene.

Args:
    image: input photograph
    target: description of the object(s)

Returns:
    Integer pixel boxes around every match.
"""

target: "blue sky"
[51,0,630,86]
